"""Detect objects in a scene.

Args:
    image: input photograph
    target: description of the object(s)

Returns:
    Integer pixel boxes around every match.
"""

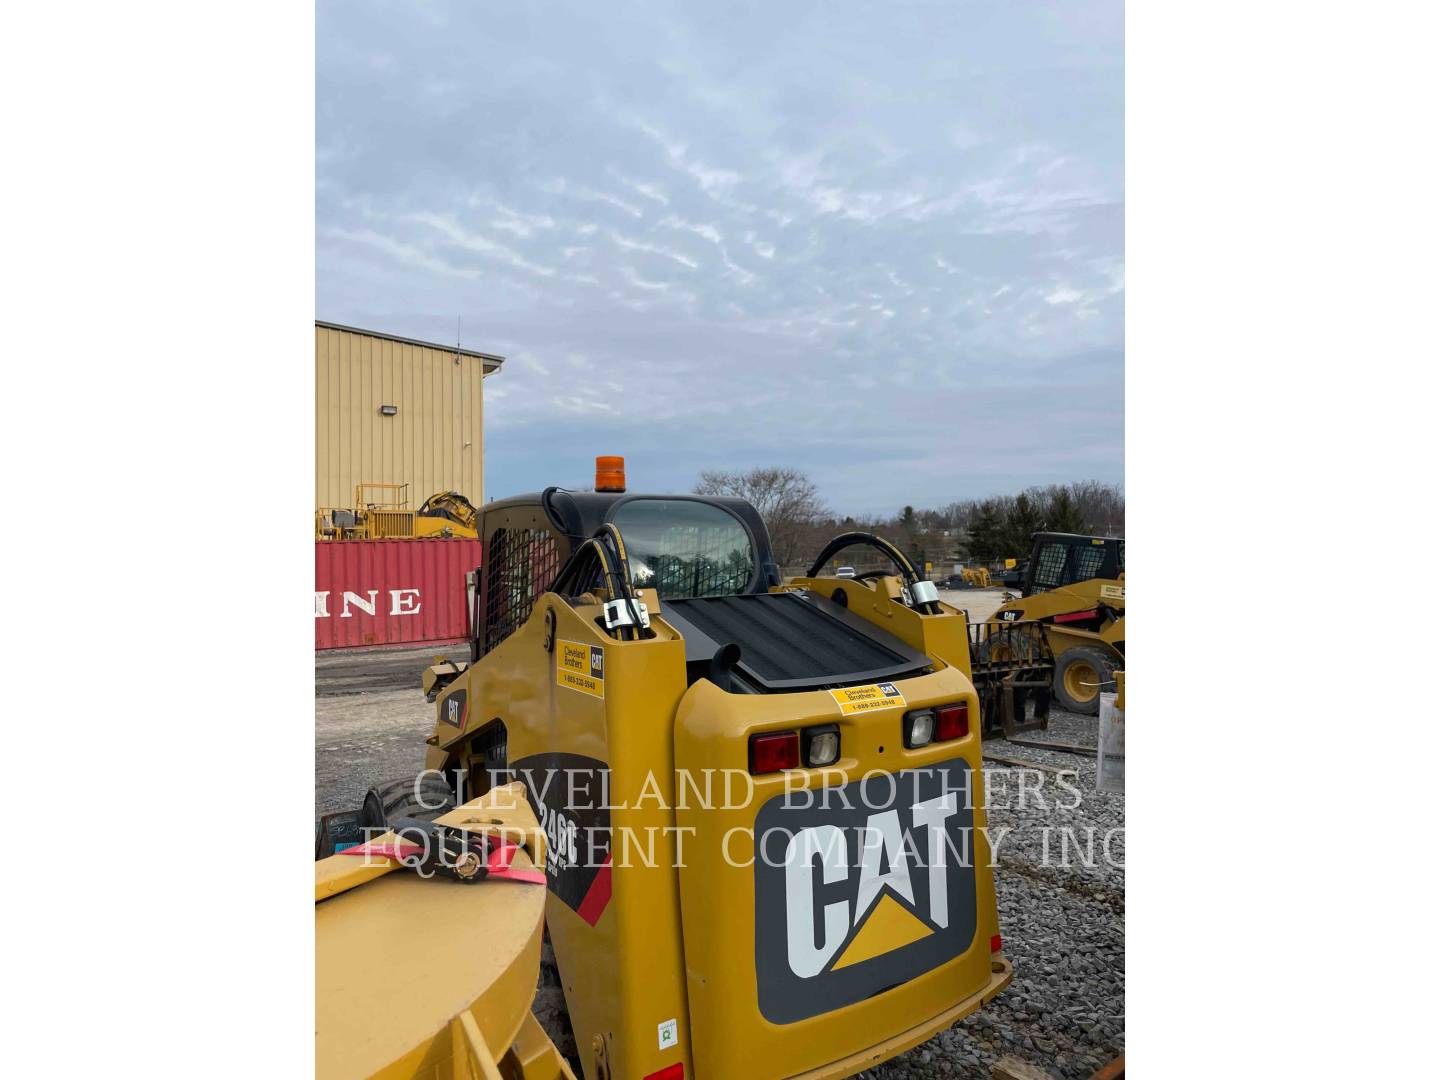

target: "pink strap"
[338,841,423,860]
[486,840,519,871]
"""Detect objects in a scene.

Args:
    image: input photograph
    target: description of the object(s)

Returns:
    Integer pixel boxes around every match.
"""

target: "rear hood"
[672,667,1002,1078]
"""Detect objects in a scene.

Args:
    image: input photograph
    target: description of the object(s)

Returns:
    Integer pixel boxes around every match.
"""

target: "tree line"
[695,468,1124,573]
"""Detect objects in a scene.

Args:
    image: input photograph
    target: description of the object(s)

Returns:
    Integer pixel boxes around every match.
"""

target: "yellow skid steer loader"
[322,461,1051,1079]
[989,532,1124,714]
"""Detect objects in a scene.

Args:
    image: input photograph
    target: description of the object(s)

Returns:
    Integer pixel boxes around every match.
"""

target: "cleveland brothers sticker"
[557,639,605,698]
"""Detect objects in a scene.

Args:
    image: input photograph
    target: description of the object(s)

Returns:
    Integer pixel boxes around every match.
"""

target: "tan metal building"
[315,321,504,512]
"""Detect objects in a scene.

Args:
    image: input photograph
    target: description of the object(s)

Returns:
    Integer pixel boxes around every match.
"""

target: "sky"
[317,0,1123,517]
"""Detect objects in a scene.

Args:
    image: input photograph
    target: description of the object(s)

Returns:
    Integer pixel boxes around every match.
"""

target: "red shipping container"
[315,538,481,650]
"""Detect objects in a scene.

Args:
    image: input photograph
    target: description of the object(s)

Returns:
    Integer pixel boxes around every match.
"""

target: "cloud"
[607,229,699,269]
[317,0,1123,512]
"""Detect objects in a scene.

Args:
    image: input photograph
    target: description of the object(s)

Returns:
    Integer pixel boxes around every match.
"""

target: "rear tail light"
[935,703,969,741]
[904,702,968,747]
[903,709,935,748]
[750,731,799,774]
[643,1065,683,1080]
[990,933,1003,953]
[802,725,840,766]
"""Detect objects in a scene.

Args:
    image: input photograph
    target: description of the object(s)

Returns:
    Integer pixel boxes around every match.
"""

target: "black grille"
[1032,542,1068,591]
[482,527,561,656]
[1075,544,1106,581]
[664,590,930,691]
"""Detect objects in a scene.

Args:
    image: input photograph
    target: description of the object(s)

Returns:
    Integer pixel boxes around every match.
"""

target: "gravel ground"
[315,642,467,815]
[867,709,1125,1080]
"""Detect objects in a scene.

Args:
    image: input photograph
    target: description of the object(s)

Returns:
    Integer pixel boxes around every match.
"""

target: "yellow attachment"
[315,784,568,1080]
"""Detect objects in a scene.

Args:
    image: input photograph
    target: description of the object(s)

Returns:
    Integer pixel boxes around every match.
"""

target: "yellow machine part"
[316,488,480,540]
[425,577,1012,1080]
[315,784,574,1080]
[414,515,479,540]
[960,567,991,588]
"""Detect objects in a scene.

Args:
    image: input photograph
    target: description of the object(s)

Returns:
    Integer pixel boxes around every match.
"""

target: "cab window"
[609,499,756,599]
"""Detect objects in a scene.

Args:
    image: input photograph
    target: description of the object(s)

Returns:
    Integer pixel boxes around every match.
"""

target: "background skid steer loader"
[371,461,1016,1080]
[990,532,1125,714]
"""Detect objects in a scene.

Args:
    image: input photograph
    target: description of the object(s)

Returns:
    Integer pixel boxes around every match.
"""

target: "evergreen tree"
[899,505,923,565]
[1045,487,1087,534]
[1004,493,1044,555]
[968,500,1004,560]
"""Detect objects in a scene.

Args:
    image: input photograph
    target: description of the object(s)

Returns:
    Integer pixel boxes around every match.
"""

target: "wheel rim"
[1063,660,1098,703]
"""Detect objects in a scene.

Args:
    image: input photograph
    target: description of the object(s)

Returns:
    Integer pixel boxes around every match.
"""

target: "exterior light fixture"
[379,404,398,416]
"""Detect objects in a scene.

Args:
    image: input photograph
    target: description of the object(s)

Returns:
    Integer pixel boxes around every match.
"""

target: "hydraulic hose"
[805,531,943,615]
[550,526,648,639]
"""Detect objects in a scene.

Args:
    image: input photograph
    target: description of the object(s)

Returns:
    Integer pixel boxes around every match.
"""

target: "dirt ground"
[937,585,1009,622]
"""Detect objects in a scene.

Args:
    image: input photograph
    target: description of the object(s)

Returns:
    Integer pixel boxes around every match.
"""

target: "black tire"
[359,774,455,829]
[1052,646,1118,715]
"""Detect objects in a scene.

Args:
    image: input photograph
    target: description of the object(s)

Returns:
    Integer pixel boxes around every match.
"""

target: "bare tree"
[694,467,828,569]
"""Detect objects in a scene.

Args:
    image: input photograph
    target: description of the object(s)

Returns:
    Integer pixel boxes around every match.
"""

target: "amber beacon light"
[595,455,627,493]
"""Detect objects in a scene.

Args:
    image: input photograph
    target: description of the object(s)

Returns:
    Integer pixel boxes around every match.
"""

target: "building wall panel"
[315,538,481,649]
[315,324,491,513]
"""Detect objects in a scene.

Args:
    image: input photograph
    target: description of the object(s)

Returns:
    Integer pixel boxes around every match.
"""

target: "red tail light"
[750,731,799,774]
[991,933,1003,953]
[935,703,969,741]
[643,1065,684,1080]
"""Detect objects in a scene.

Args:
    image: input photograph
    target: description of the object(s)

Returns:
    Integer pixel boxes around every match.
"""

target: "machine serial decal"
[753,759,978,1024]
[1099,584,1125,600]
[556,639,606,699]
[511,752,613,925]
[828,682,906,716]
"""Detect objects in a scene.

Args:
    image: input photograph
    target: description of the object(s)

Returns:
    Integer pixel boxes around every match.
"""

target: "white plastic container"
[1096,690,1125,794]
